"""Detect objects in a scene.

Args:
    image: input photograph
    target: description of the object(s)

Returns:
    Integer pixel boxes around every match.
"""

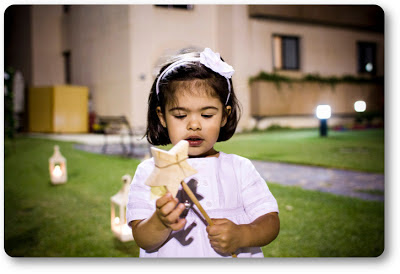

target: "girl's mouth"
[185,137,204,147]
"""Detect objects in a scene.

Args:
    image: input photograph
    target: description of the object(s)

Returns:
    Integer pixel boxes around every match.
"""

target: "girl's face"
[157,84,229,158]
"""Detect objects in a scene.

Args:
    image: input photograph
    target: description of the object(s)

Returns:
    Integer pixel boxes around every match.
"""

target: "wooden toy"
[145,140,236,257]
[145,140,214,225]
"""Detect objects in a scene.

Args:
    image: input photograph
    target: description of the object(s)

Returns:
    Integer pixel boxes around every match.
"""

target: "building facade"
[5,5,384,133]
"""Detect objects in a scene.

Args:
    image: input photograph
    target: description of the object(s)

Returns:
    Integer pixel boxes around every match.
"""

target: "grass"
[263,183,384,257]
[215,128,384,174]
[4,138,141,257]
[3,129,384,257]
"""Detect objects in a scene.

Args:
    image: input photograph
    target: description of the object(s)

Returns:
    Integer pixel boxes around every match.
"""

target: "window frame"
[357,41,377,75]
[154,5,194,11]
[62,50,71,84]
[272,34,301,71]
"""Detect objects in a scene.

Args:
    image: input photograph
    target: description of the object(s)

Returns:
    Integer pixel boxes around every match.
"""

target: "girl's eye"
[202,114,214,118]
[174,115,186,119]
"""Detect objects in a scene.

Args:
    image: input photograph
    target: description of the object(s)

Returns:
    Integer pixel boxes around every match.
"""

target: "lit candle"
[53,165,62,177]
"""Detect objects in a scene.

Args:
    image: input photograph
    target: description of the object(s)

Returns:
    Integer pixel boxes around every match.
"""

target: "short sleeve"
[126,159,156,227]
[238,157,279,222]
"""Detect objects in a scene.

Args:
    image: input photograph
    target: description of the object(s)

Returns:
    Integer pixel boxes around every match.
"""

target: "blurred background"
[4,4,384,136]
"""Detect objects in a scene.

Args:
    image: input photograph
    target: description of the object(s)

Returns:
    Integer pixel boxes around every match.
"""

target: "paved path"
[251,160,384,201]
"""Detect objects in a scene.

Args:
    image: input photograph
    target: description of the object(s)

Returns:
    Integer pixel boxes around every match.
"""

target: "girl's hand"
[155,193,187,231]
[206,218,242,255]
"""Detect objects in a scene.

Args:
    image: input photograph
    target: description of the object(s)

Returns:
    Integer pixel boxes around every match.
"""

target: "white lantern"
[49,145,67,184]
[111,174,134,242]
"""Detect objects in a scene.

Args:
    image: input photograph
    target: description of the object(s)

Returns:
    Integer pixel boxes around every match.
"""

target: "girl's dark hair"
[146,50,241,146]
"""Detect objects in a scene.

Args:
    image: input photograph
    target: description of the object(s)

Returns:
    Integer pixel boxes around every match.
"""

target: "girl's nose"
[187,118,201,131]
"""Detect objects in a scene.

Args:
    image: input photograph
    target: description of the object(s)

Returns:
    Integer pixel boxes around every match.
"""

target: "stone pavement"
[74,143,151,158]
[251,160,384,201]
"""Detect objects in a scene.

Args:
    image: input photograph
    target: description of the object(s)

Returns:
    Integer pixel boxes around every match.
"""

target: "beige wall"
[65,5,225,132]
[229,6,253,129]
[125,5,252,131]
[70,5,383,132]
[26,5,383,132]
[249,18,384,77]
[67,6,132,122]
[127,5,233,132]
[251,81,384,116]
[31,5,65,85]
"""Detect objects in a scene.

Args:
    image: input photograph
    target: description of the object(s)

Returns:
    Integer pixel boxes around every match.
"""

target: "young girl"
[127,47,279,257]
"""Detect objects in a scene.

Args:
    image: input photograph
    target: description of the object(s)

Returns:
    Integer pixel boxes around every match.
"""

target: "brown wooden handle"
[181,181,237,258]
[181,181,214,226]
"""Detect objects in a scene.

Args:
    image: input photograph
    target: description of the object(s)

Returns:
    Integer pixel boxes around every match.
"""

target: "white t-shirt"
[126,152,279,258]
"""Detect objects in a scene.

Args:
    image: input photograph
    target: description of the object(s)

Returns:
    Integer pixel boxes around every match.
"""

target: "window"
[63,50,71,84]
[357,42,376,75]
[63,5,70,14]
[155,5,194,10]
[273,35,300,70]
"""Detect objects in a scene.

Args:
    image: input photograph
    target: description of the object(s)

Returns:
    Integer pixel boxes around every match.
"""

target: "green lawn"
[4,138,141,257]
[215,128,384,173]
[264,183,383,257]
[4,129,384,257]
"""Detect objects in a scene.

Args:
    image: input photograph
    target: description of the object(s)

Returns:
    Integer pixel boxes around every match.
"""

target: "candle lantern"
[49,145,67,184]
[111,174,134,242]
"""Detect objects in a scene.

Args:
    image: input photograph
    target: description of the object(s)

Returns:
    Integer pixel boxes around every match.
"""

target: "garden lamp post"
[354,100,366,112]
[110,174,134,242]
[354,100,367,128]
[49,145,67,184]
[316,105,331,137]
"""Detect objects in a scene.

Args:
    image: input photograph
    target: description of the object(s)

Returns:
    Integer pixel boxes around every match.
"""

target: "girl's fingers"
[158,202,186,229]
[164,203,185,224]
[209,240,223,253]
[210,218,228,225]
[158,199,178,217]
[207,233,218,241]
[207,225,218,237]
[156,194,187,230]
[155,193,173,209]
[169,218,187,231]
[209,239,218,246]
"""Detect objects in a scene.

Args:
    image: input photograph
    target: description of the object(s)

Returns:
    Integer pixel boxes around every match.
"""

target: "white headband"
[155,48,235,105]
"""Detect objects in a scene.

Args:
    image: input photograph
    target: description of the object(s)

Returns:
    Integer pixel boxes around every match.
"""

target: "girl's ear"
[221,106,232,127]
[156,106,167,128]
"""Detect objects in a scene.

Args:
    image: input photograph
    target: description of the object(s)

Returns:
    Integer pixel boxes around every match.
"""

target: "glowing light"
[52,165,62,177]
[114,217,120,225]
[354,101,366,112]
[49,146,67,184]
[316,105,331,119]
[365,63,373,72]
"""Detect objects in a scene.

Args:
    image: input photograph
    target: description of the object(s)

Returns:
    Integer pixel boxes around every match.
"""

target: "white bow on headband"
[200,48,235,78]
[155,48,235,105]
